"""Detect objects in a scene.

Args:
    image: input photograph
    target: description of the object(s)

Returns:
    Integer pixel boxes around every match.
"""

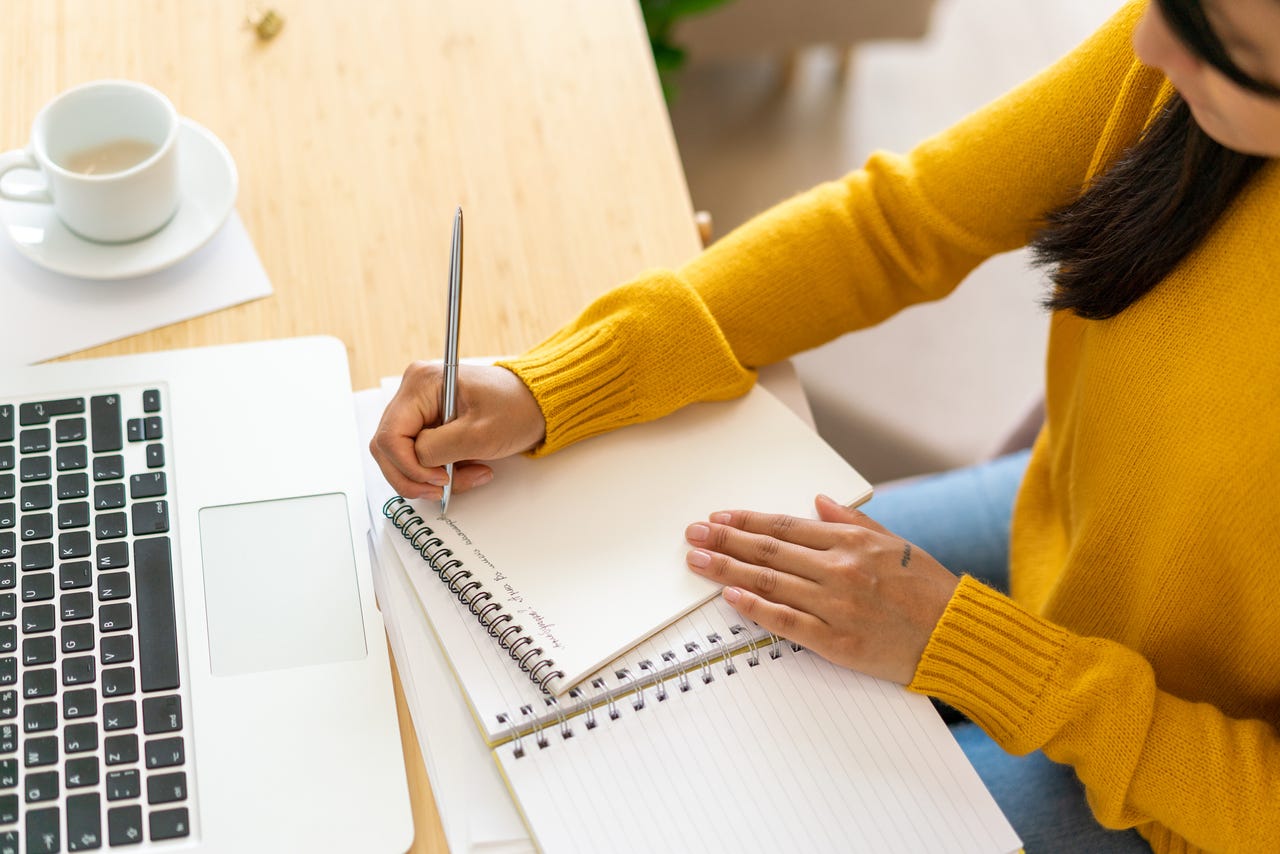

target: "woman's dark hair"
[1031,0,1275,320]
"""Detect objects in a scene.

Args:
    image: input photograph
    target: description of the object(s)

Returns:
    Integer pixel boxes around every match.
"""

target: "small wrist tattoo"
[900,543,912,567]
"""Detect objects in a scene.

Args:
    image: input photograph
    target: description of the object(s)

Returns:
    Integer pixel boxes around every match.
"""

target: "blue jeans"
[862,451,1150,853]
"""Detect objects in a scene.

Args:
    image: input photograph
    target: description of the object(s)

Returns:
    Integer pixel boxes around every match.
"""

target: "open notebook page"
[378,376,873,696]
[495,643,1021,854]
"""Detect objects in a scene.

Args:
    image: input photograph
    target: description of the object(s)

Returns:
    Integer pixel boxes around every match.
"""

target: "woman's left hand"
[685,494,960,685]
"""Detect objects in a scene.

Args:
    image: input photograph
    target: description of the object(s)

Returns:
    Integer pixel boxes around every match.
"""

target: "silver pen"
[440,205,463,515]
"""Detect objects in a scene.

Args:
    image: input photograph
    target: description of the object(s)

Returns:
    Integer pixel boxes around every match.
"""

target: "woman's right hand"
[370,362,547,501]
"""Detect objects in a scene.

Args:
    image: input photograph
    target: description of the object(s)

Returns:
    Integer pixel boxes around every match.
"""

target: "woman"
[372,1,1280,850]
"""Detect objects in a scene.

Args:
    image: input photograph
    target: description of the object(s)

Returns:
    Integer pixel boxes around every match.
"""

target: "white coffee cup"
[0,80,181,244]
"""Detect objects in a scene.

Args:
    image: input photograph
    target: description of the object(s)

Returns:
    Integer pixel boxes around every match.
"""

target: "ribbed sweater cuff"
[496,326,643,456]
[908,575,1072,751]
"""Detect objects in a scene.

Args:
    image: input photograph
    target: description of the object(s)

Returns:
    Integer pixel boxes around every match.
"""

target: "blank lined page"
[496,646,1020,854]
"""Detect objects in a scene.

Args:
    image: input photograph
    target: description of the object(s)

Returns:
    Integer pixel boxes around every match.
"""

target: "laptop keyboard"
[0,387,191,852]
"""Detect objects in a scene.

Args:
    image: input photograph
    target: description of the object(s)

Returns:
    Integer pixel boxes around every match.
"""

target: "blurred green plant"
[640,0,736,101]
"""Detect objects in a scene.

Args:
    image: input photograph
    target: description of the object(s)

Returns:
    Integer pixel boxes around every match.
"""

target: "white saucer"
[0,118,238,280]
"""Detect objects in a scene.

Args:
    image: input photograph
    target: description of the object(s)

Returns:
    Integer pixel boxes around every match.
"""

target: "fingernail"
[686,523,710,543]
[723,587,742,604]
[687,549,711,568]
[474,469,493,486]
[424,473,449,487]
[709,512,731,524]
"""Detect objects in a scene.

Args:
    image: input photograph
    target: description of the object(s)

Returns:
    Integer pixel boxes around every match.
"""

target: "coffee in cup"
[0,80,181,244]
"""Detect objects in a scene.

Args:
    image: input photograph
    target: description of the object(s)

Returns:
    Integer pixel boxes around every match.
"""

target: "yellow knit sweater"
[499,3,1280,851]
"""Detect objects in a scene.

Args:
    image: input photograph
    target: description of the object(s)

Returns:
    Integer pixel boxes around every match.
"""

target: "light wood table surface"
[4,2,702,850]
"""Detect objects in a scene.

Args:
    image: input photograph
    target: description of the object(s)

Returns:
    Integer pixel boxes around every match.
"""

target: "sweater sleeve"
[910,577,1280,852]
[500,1,1151,454]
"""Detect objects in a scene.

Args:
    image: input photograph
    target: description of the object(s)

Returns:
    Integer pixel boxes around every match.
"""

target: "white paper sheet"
[0,211,272,365]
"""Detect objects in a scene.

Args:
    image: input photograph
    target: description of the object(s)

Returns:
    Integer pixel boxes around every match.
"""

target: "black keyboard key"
[106,804,142,846]
[17,485,50,512]
[21,574,54,604]
[22,668,56,699]
[101,701,135,732]
[104,735,138,766]
[146,771,186,806]
[59,562,92,591]
[18,430,50,455]
[59,592,92,622]
[0,692,11,720]
[56,445,88,472]
[145,444,164,469]
[141,696,182,735]
[0,477,11,500]
[22,703,56,734]
[65,756,99,789]
[99,636,131,667]
[0,539,9,562]
[88,396,122,453]
[102,667,135,700]
[144,737,184,770]
[64,723,97,754]
[0,830,10,854]
[149,807,189,841]
[18,457,50,483]
[56,531,90,561]
[0,597,14,621]
[0,508,9,530]
[104,770,139,803]
[26,805,60,853]
[91,456,123,482]
[96,573,129,602]
[24,770,58,802]
[134,538,179,692]
[0,760,13,788]
[0,408,11,442]
[21,398,84,426]
[24,736,57,768]
[19,543,54,571]
[0,566,11,592]
[56,473,87,501]
[55,418,86,443]
[18,514,51,543]
[57,502,90,530]
[98,604,131,634]
[0,792,13,822]
[94,543,127,571]
[22,636,55,666]
[20,605,54,634]
[94,513,127,541]
[0,661,12,688]
[61,623,94,655]
[129,502,167,536]
[62,689,96,720]
[127,474,165,500]
[0,629,10,655]
[0,451,9,474]
[141,391,161,413]
[143,418,162,440]
[66,791,102,851]
[0,726,12,753]
[91,484,123,511]
[126,419,145,444]
[61,655,95,686]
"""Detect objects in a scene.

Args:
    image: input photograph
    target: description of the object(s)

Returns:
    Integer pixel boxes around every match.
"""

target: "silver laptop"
[0,336,413,853]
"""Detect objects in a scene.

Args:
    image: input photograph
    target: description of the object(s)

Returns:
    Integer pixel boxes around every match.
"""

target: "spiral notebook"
[372,376,873,714]
[357,387,1020,853]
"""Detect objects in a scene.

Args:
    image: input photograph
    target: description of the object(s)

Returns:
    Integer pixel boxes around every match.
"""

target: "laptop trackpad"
[199,493,367,676]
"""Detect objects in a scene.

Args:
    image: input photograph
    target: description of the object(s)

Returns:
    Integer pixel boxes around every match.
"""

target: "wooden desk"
[4,2,702,850]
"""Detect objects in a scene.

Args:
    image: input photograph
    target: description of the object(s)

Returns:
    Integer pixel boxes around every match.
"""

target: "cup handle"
[0,148,52,203]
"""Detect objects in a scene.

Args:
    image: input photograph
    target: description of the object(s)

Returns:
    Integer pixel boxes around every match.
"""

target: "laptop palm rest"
[199,493,367,676]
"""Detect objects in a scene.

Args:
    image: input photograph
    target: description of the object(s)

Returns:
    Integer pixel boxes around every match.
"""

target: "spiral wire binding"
[383,496,566,694]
